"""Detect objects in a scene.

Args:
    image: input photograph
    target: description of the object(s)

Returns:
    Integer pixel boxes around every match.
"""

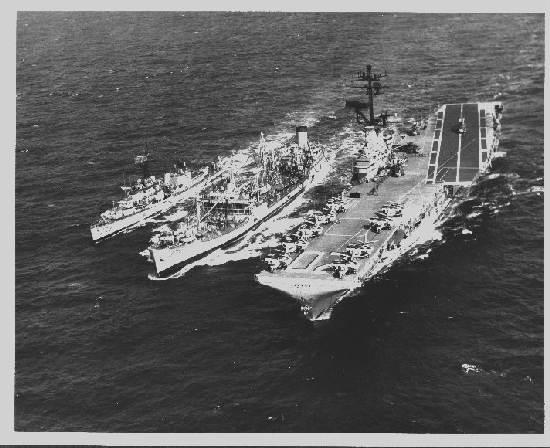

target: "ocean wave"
[15,12,544,433]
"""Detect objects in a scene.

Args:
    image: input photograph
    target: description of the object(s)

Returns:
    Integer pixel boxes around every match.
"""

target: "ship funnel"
[296,126,308,147]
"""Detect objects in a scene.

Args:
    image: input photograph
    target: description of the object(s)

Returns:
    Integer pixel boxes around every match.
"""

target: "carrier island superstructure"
[255,66,505,320]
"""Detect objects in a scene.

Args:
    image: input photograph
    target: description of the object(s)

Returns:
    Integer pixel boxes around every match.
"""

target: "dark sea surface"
[15,12,544,435]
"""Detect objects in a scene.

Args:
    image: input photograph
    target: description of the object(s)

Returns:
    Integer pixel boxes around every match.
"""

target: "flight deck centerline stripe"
[456,103,464,183]
[324,222,337,234]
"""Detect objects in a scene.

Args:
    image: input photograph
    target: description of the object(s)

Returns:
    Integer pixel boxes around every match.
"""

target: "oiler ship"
[255,65,505,320]
[148,127,328,277]
[90,154,225,242]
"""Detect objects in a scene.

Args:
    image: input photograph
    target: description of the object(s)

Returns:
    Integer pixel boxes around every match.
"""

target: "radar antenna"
[346,64,389,126]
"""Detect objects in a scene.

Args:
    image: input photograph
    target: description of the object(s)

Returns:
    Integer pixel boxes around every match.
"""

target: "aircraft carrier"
[255,67,505,320]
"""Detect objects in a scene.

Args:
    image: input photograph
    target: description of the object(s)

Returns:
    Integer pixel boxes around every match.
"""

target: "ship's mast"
[347,64,388,127]
[366,65,376,124]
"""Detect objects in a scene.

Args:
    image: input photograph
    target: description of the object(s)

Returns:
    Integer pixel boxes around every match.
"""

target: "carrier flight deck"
[255,101,504,320]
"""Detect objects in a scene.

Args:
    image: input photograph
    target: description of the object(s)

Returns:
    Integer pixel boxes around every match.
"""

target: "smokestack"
[296,126,308,147]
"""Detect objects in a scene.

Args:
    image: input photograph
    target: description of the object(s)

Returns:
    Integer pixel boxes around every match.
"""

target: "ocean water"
[15,12,544,435]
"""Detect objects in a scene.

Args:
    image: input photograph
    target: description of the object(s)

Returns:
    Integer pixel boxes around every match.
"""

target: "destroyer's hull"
[255,101,504,320]
[90,172,220,243]
[91,197,179,242]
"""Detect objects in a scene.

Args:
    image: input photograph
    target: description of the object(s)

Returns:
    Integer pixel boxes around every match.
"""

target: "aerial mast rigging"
[346,64,389,127]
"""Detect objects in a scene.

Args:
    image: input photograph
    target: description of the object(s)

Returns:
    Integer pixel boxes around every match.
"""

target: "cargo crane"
[346,65,389,127]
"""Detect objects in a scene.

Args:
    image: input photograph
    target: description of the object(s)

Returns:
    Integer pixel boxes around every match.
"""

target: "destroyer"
[149,127,329,277]
[90,155,225,242]
[255,66,505,320]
